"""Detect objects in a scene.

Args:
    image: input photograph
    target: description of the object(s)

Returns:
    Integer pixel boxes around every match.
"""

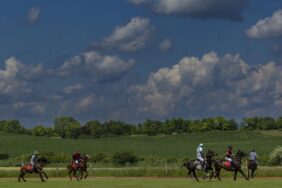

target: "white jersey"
[197,146,203,158]
[30,155,37,166]
[250,152,257,161]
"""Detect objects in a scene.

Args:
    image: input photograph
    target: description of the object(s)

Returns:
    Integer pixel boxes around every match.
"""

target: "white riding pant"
[197,157,204,162]
[225,157,232,162]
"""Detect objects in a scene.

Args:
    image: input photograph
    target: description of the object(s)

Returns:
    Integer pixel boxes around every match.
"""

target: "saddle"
[26,164,33,171]
[194,160,204,170]
[72,161,82,170]
[223,161,231,168]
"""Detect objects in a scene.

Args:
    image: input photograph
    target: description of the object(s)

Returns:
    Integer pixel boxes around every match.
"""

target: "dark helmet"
[228,145,233,149]
[252,149,256,152]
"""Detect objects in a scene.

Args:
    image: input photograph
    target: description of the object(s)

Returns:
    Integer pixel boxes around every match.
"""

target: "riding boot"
[231,161,235,170]
[202,161,206,170]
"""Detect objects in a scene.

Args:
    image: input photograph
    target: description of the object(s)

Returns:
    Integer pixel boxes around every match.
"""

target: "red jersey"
[226,149,233,158]
[72,152,81,160]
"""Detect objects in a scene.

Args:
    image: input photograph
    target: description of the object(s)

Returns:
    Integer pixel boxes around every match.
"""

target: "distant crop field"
[1,177,282,188]
[0,130,282,160]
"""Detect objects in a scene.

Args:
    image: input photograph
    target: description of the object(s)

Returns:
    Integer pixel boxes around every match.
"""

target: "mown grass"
[1,166,282,178]
[1,178,282,188]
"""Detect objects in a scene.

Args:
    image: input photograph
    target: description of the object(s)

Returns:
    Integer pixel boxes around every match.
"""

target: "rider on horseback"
[225,145,235,169]
[72,151,82,168]
[249,149,257,165]
[249,149,257,160]
[196,143,205,169]
[30,151,40,171]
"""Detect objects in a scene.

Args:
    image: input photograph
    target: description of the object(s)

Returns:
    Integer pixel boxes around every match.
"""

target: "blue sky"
[1,0,282,127]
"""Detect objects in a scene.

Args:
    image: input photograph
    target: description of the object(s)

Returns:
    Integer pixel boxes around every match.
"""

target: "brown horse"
[67,154,91,181]
[18,157,49,182]
[211,150,249,181]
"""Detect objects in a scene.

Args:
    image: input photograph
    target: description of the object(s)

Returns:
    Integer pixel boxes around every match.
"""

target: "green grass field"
[1,130,282,160]
[1,177,282,188]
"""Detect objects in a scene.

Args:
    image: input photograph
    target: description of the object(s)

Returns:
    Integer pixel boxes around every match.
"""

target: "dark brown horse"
[182,150,216,182]
[247,160,257,178]
[211,150,249,181]
[67,154,91,181]
[18,157,49,182]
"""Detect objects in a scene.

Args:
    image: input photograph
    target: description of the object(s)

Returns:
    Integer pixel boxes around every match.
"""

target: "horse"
[18,157,49,182]
[247,160,257,178]
[67,153,91,181]
[182,150,216,182]
[211,150,249,181]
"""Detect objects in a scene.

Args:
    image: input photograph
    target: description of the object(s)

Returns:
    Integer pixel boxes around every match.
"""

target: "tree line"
[0,116,282,139]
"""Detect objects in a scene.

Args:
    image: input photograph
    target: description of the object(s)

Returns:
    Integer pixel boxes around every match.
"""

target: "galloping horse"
[247,160,257,178]
[18,157,49,182]
[182,150,216,182]
[211,150,249,181]
[67,153,91,181]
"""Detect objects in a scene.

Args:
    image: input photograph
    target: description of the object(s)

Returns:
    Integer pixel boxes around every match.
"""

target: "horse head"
[235,150,247,161]
[206,149,216,158]
[38,157,50,164]
[83,154,91,160]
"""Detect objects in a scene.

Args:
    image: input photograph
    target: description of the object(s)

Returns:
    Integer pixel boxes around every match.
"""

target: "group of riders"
[196,143,257,170]
[23,145,257,182]
[30,145,257,172]
[30,144,258,171]
[29,150,83,171]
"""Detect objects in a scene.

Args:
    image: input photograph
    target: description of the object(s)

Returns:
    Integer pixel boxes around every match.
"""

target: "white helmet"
[199,143,203,147]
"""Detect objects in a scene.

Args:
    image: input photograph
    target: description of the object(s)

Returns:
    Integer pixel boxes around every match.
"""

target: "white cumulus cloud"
[26,7,41,24]
[130,52,282,118]
[0,57,42,95]
[246,9,282,38]
[128,0,248,21]
[63,83,84,94]
[57,50,135,82]
[159,38,172,51]
[101,17,154,52]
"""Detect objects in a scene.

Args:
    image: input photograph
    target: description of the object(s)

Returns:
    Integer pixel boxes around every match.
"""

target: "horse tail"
[19,166,24,172]
[181,162,187,169]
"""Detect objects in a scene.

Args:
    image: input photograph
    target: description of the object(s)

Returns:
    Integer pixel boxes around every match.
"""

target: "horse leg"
[84,169,88,179]
[18,171,22,182]
[188,169,192,178]
[42,171,48,179]
[251,169,255,178]
[247,168,250,179]
[234,170,238,181]
[39,172,45,182]
[239,169,249,180]
[22,172,27,182]
[209,171,214,180]
[192,170,199,182]
[74,170,79,181]
[80,170,83,180]
[18,171,24,182]
[68,169,73,181]
[216,170,221,181]
[203,169,207,179]
[20,171,27,182]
